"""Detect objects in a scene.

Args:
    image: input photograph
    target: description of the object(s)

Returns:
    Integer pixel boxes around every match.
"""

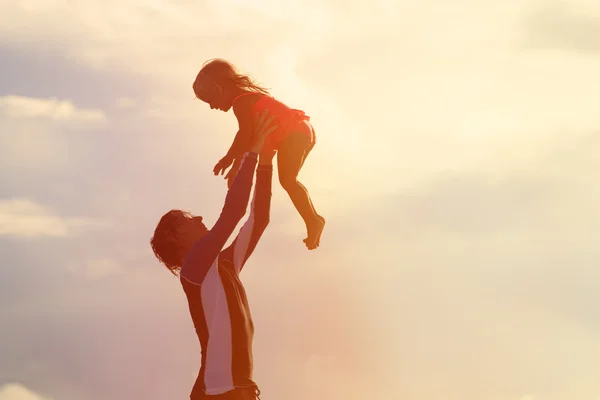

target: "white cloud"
[0,120,66,169]
[0,95,106,170]
[4,0,599,200]
[0,96,105,122]
[0,384,50,400]
[0,198,108,238]
[0,0,293,83]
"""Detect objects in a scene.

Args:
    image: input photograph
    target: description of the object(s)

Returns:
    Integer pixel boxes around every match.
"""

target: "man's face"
[177,214,208,248]
[192,215,208,235]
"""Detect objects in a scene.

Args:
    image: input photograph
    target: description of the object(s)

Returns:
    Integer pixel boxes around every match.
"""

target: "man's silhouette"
[150,111,276,399]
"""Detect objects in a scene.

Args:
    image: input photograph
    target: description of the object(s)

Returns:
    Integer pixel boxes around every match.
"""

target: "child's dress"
[232,93,315,151]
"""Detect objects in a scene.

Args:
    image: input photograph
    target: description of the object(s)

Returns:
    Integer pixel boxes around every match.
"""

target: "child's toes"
[305,237,320,250]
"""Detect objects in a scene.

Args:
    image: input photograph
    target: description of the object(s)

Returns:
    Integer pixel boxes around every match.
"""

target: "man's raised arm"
[209,151,259,239]
[180,111,276,284]
[203,110,277,257]
[210,110,276,241]
[179,151,258,285]
[220,147,274,273]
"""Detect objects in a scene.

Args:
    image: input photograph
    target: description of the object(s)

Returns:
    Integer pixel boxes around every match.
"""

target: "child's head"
[193,58,269,112]
[150,209,208,276]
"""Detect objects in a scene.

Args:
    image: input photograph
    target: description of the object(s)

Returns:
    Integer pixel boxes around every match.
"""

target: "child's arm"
[214,101,254,177]
[214,129,247,177]
[228,103,255,159]
[220,129,248,186]
[214,129,244,175]
[224,129,252,162]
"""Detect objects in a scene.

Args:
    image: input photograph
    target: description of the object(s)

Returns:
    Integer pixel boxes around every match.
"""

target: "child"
[192,58,325,250]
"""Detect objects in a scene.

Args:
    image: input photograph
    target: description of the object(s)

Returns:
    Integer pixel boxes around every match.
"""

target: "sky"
[1,0,600,399]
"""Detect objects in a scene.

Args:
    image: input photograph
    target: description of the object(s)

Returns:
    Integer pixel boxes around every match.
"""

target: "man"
[150,111,277,399]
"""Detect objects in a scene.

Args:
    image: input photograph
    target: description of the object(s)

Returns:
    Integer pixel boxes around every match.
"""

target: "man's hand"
[249,110,277,154]
[213,155,234,176]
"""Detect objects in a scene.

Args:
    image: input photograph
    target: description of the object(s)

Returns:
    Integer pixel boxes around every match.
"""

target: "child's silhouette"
[193,58,325,250]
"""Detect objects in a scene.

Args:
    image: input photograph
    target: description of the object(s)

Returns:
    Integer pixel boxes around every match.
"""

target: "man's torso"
[181,250,256,396]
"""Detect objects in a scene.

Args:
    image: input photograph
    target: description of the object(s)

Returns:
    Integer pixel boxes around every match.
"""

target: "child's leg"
[277,125,325,249]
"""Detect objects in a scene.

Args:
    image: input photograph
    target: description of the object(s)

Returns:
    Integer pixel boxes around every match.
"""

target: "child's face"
[195,75,230,112]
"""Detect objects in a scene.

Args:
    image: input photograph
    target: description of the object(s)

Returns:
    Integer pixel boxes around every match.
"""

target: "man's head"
[150,209,208,275]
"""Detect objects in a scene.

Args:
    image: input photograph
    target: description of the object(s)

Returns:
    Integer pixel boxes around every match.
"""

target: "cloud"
[0,198,108,238]
[0,94,108,173]
[0,95,105,122]
[5,0,598,203]
[0,384,50,400]
[325,129,600,257]
[0,0,298,86]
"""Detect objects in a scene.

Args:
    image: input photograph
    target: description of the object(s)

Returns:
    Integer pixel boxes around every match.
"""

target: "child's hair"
[193,58,270,99]
[149,209,190,276]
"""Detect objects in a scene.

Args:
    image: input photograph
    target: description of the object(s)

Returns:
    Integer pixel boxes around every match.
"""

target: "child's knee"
[279,174,298,191]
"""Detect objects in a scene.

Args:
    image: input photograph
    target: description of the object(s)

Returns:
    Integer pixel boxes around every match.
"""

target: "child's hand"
[213,156,233,176]
[224,158,240,181]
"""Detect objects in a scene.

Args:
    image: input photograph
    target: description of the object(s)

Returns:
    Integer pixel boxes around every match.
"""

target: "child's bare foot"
[304,215,325,250]
[303,215,325,242]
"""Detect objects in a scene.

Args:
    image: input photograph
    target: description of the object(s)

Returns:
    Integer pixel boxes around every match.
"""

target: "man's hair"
[193,58,270,99]
[149,209,190,276]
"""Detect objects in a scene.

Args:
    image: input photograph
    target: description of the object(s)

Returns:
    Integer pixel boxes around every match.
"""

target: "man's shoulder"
[180,238,223,285]
[180,240,236,284]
